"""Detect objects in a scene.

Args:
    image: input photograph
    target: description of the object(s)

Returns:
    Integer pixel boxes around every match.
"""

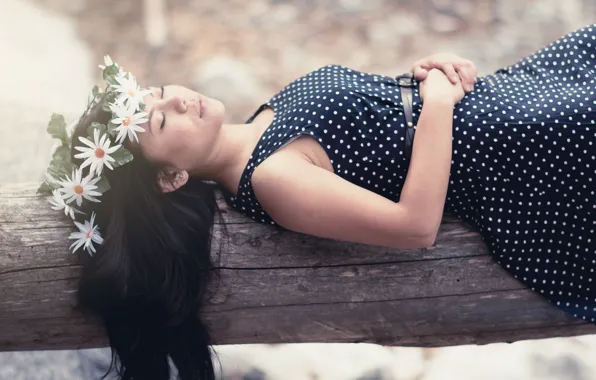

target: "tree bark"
[1,183,594,352]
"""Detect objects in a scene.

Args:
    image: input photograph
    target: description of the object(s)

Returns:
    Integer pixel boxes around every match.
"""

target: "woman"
[42,24,595,380]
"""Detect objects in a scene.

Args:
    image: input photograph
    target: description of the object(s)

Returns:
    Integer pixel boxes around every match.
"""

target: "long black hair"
[71,97,230,380]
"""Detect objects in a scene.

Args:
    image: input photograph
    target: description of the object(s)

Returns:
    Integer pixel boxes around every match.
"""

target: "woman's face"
[136,85,226,171]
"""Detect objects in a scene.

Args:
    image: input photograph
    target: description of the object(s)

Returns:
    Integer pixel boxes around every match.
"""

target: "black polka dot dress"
[231,24,596,323]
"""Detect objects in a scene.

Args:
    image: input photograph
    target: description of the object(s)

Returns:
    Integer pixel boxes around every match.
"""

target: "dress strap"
[396,73,416,164]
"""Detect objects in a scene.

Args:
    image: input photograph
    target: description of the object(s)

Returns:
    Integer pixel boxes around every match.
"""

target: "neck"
[188,121,267,195]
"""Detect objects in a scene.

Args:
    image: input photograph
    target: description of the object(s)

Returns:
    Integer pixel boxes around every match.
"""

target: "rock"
[354,367,395,380]
[0,350,81,380]
[366,14,423,44]
[339,0,383,12]
[242,367,268,380]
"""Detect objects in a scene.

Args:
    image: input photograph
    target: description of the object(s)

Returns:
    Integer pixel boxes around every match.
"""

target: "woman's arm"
[398,96,454,244]
[252,153,432,249]
[398,69,464,244]
[250,69,462,249]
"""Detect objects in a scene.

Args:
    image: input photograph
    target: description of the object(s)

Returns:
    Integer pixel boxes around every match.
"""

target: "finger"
[436,63,458,84]
[453,66,473,92]
[410,59,427,73]
[412,66,428,81]
[455,61,478,91]
[465,59,479,79]
[424,62,458,83]
[454,64,476,91]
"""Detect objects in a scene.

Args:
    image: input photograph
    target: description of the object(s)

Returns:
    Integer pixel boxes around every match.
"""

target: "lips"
[189,97,204,118]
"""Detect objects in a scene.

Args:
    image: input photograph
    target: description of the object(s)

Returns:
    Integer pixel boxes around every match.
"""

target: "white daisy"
[98,55,114,70]
[74,129,121,176]
[48,189,79,220]
[110,72,151,112]
[98,55,124,74]
[68,212,104,255]
[58,168,102,207]
[109,103,148,144]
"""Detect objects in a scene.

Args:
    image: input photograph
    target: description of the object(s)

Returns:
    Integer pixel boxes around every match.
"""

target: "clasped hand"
[412,53,478,105]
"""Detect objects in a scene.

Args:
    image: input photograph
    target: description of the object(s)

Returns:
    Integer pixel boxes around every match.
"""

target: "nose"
[161,95,187,113]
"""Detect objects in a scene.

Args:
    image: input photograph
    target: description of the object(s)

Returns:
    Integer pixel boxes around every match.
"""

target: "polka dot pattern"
[232,64,422,225]
[231,24,596,323]
[445,24,596,322]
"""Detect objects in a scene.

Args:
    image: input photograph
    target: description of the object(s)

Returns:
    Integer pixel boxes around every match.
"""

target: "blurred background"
[1,0,596,379]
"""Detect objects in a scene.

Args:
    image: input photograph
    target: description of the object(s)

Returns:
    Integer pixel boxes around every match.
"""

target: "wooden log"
[1,183,595,352]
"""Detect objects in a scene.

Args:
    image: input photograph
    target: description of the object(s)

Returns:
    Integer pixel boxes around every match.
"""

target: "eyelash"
[160,86,166,130]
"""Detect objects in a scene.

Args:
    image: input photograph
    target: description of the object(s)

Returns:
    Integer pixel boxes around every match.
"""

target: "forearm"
[399,97,453,243]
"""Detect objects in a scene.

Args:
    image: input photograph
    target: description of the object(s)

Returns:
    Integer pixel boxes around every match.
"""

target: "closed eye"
[160,86,166,130]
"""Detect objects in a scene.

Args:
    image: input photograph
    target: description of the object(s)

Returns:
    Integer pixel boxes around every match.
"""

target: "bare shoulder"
[250,150,431,249]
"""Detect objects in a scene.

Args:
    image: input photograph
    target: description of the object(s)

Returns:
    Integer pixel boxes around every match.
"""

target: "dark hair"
[71,98,229,380]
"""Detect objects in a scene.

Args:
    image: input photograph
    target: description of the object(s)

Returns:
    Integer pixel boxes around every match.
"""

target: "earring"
[177,173,184,180]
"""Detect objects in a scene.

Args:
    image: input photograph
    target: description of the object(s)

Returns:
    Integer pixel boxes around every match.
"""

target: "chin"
[210,100,226,124]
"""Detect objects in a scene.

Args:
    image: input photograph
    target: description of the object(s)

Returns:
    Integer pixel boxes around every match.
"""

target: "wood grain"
[1,183,594,352]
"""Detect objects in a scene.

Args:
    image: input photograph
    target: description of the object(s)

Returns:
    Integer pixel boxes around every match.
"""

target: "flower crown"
[37,56,151,255]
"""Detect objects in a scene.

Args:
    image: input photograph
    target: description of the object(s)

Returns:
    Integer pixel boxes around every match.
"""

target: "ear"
[157,168,189,193]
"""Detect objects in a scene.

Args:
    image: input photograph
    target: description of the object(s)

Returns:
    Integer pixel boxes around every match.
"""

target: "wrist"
[422,94,456,107]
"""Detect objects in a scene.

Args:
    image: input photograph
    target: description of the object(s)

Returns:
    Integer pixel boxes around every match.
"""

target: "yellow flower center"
[95,148,105,158]
[123,118,131,126]
[74,185,84,195]
[128,89,135,97]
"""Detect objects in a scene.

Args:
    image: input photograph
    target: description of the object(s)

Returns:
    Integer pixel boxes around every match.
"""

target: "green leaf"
[37,170,64,195]
[47,113,68,143]
[107,120,120,137]
[87,85,100,106]
[52,144,71,162]
[102,91,118,112]
[103,64,120,77]
[47,158,76,182]
[105,76,119,86]
[103,65,121,86]
[110,146,134,168]
[95,175,111,193]
[87,122,107,139]
[37,180,55,195]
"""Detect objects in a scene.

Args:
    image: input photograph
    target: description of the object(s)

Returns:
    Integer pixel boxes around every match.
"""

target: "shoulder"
[248,146,430,249]
[249,149,313,224]
[251,146,313,188]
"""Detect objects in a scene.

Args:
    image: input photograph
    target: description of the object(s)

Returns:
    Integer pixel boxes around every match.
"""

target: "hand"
[411,53,478,92]
[419,68,465,105]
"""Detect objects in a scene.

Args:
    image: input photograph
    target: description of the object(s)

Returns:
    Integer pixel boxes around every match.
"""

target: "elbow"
[420,233,437,248]
[419,228,438,248]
